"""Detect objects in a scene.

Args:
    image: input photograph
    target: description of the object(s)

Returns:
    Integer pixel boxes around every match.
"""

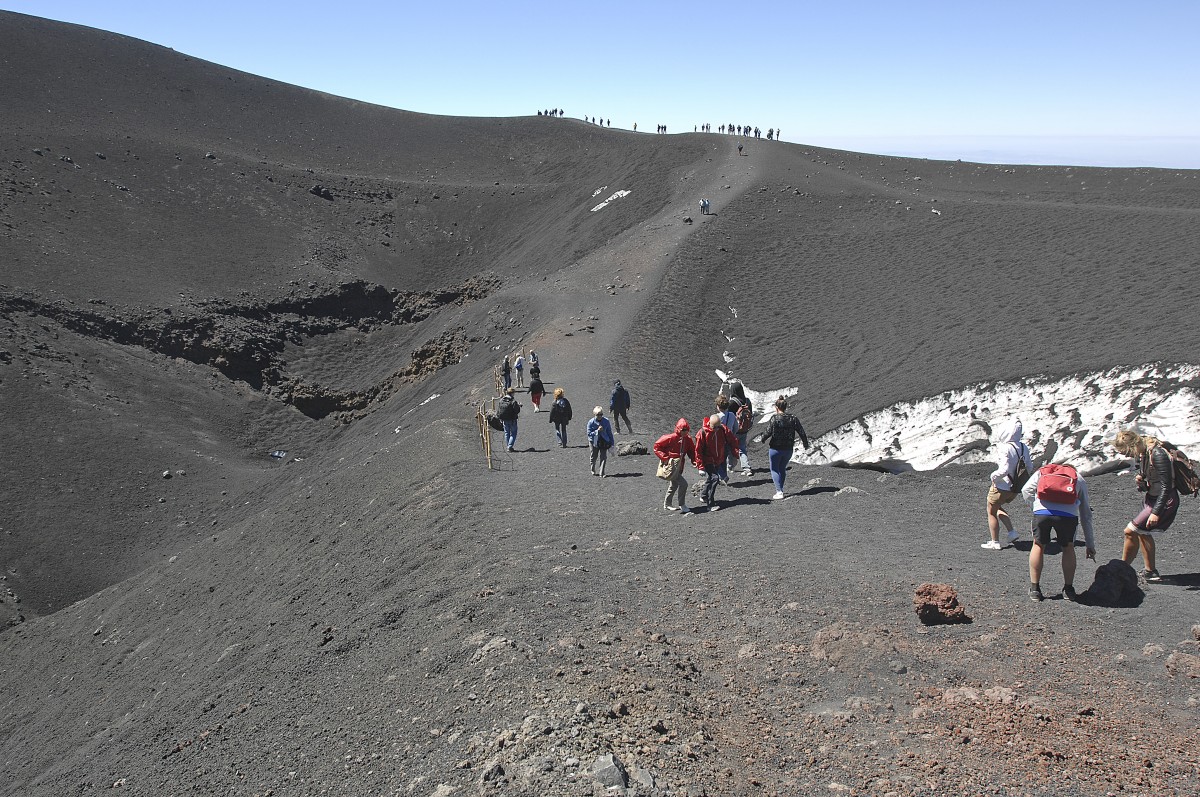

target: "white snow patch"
[724,363,1200,474]
[591,186,608,198]
[419,393,441,406]
[722,351,735,363]
[590,190,630,212]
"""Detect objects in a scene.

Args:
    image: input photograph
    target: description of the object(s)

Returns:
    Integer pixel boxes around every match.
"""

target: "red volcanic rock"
[914,583,972,625]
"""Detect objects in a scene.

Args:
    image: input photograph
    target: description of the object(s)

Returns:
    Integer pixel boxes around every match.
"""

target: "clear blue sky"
[4,1,1198,167]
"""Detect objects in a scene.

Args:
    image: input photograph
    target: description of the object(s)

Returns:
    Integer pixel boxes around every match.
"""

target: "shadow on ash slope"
[0,276,497,421]
[732,364,1200,475]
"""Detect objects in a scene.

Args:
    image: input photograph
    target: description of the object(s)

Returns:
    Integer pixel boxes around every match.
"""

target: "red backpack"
[1036,464,1079,504]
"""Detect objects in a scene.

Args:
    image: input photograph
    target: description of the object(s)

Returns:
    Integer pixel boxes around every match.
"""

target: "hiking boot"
[1063,585,1079,602]
[980,540,1002,550]
[708,504,721,512]
[772,491,785,500]
[1029,584,1044,602]
[1143,569,1162,582]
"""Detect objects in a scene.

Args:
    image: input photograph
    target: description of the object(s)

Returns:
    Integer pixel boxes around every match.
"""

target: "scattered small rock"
[591,753,628,788]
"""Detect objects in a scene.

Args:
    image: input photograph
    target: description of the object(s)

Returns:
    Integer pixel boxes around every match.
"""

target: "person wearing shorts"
[1112,430,1178,582]
[983,419,1033,550]
[1021,466,1096,602]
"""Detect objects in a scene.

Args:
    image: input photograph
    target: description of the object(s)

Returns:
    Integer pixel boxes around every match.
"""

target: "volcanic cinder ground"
[2,11,1200,797]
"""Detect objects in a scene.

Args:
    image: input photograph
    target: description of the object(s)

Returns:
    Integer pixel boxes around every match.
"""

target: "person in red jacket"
[694,413,739,512]
[654,418,698,513]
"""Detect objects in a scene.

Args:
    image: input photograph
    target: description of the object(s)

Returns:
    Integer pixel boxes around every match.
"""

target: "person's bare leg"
[1029,541,1044,586]
[1140,533,1156,572]
[987,501,1002,542]
[997,507,1014,534]
[1061,542,1077,588]
[1122,526,1140,564]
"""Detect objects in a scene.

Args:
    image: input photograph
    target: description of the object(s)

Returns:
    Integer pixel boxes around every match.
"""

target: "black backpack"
[497,396,519,421]
[1161,442,1200,498]
[1009,443,1031,490]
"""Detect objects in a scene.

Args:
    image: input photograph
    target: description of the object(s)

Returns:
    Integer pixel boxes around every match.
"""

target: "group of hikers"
[984,419,1194,601]
[534,111,781,141]
[492,358,1194,596]
[492,367,811,512]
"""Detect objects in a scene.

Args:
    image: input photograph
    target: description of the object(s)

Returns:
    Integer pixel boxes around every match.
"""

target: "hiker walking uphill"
[729,382,754,476]
[654,418,698,514]
[695,413,739,512]
[984,419,1034,550]
[715,395,739,484]
[610,380,632,433]
[1021,463,1096,602]
[496,388,521,452]
[1112,430,1181,582]
[548,387,572,447]
[528,374,546,412]
[587,407,615,477]
[758,396,809,500]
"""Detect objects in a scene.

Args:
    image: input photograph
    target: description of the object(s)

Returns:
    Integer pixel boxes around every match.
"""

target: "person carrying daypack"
[1112,430,1182,582]
[548,387,572,448]
[1021,463,1096,602]
[757,396,809,500]
[983,419,1034,550]
[496,388,521,452]
[729,381,754,476]
[513,354,525,388]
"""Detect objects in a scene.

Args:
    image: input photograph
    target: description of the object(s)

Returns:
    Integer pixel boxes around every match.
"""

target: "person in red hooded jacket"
[694,413,739,512]
[654,418,698,514]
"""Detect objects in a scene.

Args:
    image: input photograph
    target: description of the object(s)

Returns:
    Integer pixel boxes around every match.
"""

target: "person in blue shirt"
[587,407,615,477]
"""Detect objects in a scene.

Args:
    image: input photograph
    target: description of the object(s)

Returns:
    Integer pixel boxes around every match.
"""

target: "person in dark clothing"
[609,380,632,433]
[528,375,546,412]
[758,396,810,500]
[496,388,521,452]
[501,355,512,390]
[1112,430,1179,582]
[548,387,572,447]
[729,382,754,476]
